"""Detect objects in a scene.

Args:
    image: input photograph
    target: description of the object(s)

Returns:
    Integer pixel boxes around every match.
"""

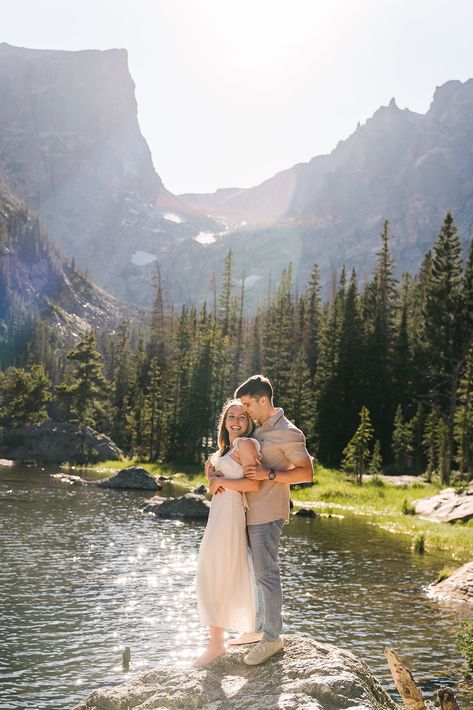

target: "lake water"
[1,465,472,709]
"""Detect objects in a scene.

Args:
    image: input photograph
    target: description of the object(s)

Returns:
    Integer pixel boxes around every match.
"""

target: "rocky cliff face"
[3,41,473,307]
[0,178,139,344]
[181,80,473,292]
[0,43,219,306]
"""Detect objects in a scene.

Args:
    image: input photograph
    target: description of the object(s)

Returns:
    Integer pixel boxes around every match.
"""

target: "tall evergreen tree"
[422,212,464,480]
[56,333,110,430]
[0,364,52,427]
[454,345,473,479]
[361,221,398,456]
[342,406,374,484]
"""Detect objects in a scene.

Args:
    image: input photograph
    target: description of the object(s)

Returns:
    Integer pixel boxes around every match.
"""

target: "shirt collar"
[257,407,284,430]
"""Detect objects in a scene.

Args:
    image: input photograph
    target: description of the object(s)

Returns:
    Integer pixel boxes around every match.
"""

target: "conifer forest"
[2,211,473,483]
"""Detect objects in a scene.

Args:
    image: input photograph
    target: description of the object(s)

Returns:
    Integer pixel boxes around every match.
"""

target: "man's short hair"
[234,374,273,401]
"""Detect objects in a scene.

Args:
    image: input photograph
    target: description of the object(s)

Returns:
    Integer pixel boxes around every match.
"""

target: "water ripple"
[1,468,472,709]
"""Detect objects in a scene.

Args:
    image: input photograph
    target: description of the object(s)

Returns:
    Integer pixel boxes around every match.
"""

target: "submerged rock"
[74,635,396,709]
[141,495,167,514]
[414,486,473,523]
[295,508,319,518]
[143,492,210,520]
[96,467,161,490]
[193,484,208,494]
[429,561,473,604]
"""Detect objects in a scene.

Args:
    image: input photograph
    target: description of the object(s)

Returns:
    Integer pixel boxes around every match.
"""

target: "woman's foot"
[193,643,226,668]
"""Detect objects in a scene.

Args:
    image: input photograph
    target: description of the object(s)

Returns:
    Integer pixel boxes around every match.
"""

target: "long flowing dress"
[196,438,259,632]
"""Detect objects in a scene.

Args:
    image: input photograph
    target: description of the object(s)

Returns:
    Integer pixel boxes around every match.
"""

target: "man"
[234,374,313,665]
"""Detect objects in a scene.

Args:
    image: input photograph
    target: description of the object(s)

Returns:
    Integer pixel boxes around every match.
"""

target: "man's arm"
[243,456,313,483]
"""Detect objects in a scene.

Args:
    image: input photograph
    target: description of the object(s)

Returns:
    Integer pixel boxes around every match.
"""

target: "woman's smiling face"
[225,405,250,442]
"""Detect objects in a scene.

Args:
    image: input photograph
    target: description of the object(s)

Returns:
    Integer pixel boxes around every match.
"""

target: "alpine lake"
[1,464,473,709]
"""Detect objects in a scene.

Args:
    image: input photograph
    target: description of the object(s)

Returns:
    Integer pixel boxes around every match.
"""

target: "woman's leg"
[193,625,226,666]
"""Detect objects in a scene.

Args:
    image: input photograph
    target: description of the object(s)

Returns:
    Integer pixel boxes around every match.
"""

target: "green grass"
[292,467,473,563]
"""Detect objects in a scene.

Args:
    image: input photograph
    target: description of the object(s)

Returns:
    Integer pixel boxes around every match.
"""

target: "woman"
[194,399,261,666]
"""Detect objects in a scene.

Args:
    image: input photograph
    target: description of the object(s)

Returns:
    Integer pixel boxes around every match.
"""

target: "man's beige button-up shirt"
[246,408,310,526]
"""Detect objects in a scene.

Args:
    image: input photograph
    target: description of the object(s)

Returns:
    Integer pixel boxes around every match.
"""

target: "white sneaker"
[227,632,263,646]
[243,638,284,665]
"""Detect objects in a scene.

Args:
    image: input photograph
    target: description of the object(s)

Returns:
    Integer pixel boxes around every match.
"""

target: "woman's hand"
[209,477,225,495]
[205,458,217,480]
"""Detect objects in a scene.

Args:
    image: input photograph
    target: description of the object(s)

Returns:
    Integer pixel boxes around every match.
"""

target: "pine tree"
[263,265,295,405]
[369,439,383,475]
[422,407,440,482]
[56,333,111,430]
[302,263,322,376]
[422,212,464,480]
[342,406,374,484]
[454,345,473,479]
[361,221,398,455]
[0,364,52,427]
[314,272,345,465]
[392,404,414,472]
[286,346,316,451]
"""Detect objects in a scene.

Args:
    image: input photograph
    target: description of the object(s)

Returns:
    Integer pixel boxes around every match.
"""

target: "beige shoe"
[243,638,284,665]
[227,632,263,646]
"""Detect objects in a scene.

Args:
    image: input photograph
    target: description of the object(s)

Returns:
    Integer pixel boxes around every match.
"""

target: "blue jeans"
[247,519,284,642]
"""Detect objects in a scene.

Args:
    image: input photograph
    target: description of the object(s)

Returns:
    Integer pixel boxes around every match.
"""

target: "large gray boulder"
[428,562,473,604]
[0,420,123,463]
[74,635,397,709]
[142,492,210,520]
[97,467,161,490]
[414,486,473,523]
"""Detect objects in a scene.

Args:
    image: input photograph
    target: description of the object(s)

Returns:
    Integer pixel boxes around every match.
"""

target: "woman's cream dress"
[196,438,259,632]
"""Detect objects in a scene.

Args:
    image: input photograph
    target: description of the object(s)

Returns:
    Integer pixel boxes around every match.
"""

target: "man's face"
[239,395,263,423]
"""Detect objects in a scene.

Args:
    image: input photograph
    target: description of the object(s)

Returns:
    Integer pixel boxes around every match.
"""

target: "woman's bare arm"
[215,476,260,492]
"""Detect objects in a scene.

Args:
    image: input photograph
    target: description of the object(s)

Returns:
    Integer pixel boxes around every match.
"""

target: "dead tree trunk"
[384,648,461,709]
[384,648,425,709]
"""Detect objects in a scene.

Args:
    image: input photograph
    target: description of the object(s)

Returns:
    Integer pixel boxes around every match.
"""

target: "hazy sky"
[3,0,473,194]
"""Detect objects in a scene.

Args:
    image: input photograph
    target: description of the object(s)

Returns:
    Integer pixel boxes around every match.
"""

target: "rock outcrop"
[142,492,210,519]
[0,420,123,463]
[0,43,220,308]
[429,562,473,604]
[97,467,161,490]
[414,486,473,523]
[181,80,473,300]
[0,179,140,338]
[74,635,396,709]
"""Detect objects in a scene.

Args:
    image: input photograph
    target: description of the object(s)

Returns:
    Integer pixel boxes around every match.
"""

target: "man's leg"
[247,519,284,641]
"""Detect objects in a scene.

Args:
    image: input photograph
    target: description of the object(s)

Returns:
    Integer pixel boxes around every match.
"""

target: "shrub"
[436,566,455,583]
[412,532,425,553]
[457,622,473,671]
[402,499,416,515]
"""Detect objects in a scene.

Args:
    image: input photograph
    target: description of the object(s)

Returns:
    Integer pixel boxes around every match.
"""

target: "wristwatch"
[268,469,276,480]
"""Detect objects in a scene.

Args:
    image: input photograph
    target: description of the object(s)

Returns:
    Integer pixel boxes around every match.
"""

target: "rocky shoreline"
[74,635,397,710]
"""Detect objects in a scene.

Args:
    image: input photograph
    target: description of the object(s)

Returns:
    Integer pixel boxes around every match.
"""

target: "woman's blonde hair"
[216,398,255,456]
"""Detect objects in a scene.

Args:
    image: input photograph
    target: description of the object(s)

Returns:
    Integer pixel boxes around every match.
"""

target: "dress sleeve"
[209,451,221,466]
[232,437,262,459]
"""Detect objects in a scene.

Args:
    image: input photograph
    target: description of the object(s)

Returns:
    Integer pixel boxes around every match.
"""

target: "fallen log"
[385,648,460,709]
[384,648,425,709]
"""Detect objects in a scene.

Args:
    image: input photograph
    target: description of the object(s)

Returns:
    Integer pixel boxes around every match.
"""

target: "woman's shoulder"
[233,437,261,452]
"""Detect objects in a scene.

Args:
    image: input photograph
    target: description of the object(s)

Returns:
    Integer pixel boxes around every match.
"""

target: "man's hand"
[209,477,225,495]
[244,463,270,480]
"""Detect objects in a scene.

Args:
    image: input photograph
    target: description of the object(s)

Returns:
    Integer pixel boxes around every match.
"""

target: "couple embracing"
[195,374,313,667]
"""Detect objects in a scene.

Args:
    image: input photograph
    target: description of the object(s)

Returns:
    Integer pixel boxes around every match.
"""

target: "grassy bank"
[81,459,473,564]
[295,467,473,564]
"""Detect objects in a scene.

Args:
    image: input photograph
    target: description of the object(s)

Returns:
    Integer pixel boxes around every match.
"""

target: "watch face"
[269,470,276,480]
